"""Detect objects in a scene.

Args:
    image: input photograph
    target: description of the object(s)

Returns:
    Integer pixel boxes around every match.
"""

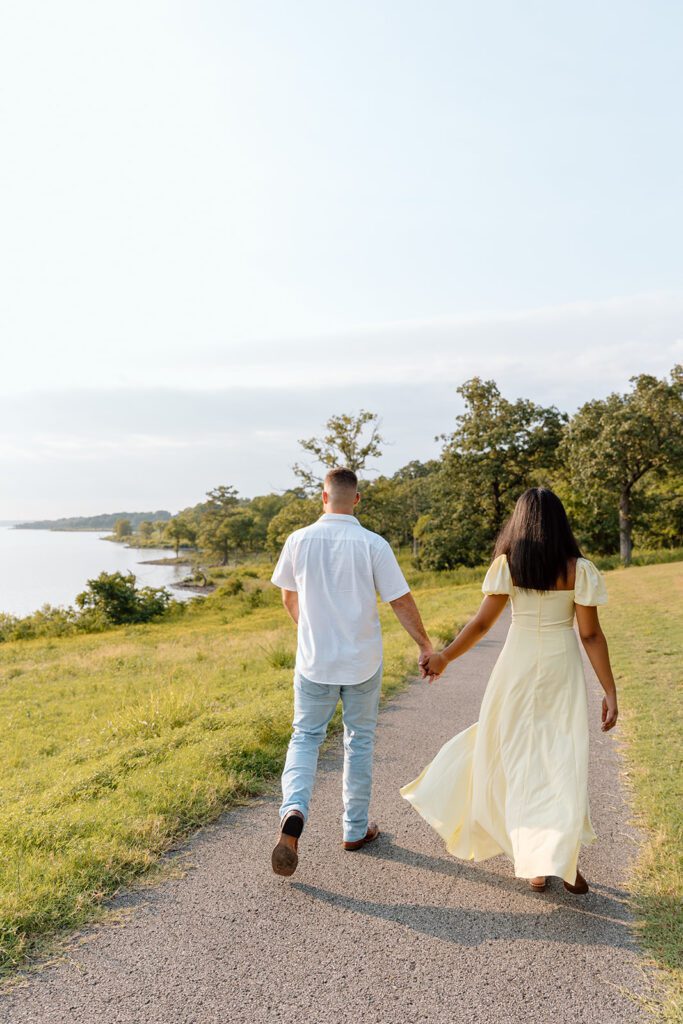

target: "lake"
[0,524,202,618]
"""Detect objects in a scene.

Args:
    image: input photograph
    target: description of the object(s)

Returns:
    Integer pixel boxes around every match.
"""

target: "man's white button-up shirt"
[270,512,410,685]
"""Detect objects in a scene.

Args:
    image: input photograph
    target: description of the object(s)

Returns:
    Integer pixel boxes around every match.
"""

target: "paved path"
[2,611,653,1023]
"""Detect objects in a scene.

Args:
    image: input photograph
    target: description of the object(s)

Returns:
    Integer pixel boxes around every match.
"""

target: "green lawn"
[599,562,683,1022]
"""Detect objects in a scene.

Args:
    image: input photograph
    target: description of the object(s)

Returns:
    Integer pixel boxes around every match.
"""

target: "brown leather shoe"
[271,810,304,877]
[343,822,380,851]
[564,869,589,895]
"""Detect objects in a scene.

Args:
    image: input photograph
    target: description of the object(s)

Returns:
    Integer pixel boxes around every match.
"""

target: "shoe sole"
[271,841,298,877]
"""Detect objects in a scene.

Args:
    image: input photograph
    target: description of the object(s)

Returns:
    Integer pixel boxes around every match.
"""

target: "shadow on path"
[291,832,638,951]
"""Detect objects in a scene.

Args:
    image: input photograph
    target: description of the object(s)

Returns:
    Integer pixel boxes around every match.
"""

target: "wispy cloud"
[2,290,680,517]
[78,290,681,393]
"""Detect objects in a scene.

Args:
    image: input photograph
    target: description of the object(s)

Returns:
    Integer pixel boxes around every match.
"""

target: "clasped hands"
[418,646,448,683]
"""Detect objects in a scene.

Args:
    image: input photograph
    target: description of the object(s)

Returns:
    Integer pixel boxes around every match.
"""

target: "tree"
[246,493,289,549]
[266,498,320,552]
[225,508,256,556]
[113,518,132,540]
[75,571,172,624]
[632,474,683,550]
[358,460,440,552]
[164,517,188,556]
[418,378,566,569]
[174,509,199,547]
[560,366,683,564]
[138,520,154,541]
[196,485,241,565]
[552,479,619,556]
[293,410,386,492]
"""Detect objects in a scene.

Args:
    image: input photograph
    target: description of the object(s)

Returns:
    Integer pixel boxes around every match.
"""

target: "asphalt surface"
[2,610,653,1023]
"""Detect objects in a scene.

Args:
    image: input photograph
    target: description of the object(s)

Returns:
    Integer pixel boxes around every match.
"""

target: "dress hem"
[400,787,598,885]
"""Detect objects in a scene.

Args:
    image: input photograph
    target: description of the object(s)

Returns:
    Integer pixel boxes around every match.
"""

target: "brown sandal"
[563,869,589,894]
[529,876,547,892]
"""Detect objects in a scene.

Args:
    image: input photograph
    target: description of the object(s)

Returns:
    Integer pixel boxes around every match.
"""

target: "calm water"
[0,524,201,617]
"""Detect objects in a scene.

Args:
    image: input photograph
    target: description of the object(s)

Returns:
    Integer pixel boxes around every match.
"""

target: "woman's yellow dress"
[400,554,608,884]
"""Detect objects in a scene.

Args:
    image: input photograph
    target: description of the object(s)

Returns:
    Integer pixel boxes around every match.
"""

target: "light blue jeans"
[279,662,383,843]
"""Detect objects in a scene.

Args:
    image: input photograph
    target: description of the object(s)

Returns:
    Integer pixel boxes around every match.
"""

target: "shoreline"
[136,556,192,565]
[137,558,218,594]
[168,579,217,595]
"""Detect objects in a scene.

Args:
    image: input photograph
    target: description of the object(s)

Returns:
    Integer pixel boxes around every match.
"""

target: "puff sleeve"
[482,553,514,596]
[574,557,608,606]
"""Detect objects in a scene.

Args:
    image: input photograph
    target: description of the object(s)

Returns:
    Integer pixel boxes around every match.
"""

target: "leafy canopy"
[293,409,385,492]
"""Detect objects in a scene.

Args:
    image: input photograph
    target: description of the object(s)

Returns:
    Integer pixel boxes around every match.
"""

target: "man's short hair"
[324,467,358,495]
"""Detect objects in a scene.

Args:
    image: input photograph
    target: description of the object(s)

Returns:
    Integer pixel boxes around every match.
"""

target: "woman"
[400,487,619,894]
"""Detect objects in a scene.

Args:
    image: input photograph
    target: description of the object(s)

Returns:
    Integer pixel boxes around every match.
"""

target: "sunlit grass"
[600,562,683,1022]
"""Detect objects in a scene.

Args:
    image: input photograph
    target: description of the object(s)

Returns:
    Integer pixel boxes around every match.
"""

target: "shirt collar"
[318,513,360,522]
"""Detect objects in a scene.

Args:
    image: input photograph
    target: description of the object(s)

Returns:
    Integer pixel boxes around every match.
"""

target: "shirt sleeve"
[270,536,297,591]
[371,539,410,603]
[481,553,514,596]
[574,557,608,606]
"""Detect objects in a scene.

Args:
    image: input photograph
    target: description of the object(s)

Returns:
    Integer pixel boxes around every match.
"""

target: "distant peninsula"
[13,511,173,531]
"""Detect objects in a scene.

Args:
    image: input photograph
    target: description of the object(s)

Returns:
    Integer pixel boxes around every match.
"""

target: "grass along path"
[0,568,480,974]
[599,561,683,1022]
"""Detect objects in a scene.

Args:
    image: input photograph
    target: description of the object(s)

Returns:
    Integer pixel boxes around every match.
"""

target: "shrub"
[267,646,296,670]
[75,571,173,625]
[222,577,244,596]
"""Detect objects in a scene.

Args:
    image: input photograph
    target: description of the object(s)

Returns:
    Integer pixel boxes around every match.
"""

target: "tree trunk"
[619,486,633,566]
[492,478,502,533]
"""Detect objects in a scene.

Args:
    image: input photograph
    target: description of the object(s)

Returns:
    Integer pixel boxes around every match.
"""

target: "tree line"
[124,365,681,569]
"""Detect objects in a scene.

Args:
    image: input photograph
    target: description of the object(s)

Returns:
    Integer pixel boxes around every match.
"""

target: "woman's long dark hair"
[493,487,582,592]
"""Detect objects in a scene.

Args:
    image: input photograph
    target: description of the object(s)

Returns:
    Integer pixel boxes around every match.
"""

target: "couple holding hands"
[270,467,618,895]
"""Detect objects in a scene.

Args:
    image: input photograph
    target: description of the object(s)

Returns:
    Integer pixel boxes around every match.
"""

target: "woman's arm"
[424,594,509,678]
[574,604,618,731]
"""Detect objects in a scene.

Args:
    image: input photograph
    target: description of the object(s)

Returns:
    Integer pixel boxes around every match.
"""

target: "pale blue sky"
[1,1,681,518]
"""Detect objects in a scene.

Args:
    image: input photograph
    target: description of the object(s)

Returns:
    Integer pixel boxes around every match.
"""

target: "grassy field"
[0,558,681,1015]
[0,566,481,974]
[599,562,683,1022]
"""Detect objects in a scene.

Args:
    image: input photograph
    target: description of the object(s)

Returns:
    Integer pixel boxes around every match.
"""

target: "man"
[269,466,434,877]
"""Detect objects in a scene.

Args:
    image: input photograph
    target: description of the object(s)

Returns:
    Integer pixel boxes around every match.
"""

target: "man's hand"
[418,647,433,680]
[419,645,443,684]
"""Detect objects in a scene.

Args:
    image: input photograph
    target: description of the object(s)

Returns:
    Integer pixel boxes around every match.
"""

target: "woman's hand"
[423,651,449,680]
[601,693,619,731]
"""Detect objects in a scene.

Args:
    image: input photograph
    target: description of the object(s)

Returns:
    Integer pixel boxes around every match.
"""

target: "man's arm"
[389,591,434,678]
[281,588,299,625]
